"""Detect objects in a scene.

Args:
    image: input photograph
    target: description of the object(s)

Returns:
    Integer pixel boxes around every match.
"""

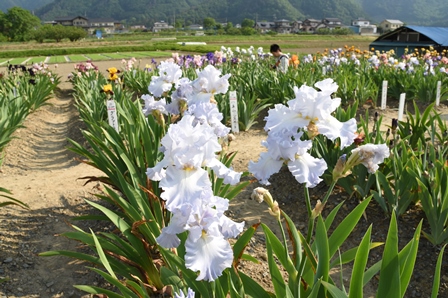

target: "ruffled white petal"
[207,159,242,185]
[352,143,390,173]
[219,216,245,238]
[148,76,172,97]
[156,229,181,248]
[264,104,308,134]
[160,167,211,211]
[184,229,233,281]
[146,160,168,181]
[287,153,327,188]
[316,116,357,148]
[248,152,284,185]
[314,78,339,96]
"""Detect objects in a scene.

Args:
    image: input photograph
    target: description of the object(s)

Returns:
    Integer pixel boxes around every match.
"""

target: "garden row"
[0,43,214,59]
[0,51,173,66]
[0,63,59,208]
[38,47,447,297]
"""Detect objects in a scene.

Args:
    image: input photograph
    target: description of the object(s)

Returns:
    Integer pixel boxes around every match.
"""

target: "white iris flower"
[191,65,231,103]
[148,61,183,97]
[265,78,357,149]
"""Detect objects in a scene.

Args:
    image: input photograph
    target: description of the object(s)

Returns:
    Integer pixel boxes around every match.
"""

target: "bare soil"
[0,59,447,298]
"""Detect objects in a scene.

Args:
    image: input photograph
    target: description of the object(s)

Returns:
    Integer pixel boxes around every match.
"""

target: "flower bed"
[37,46,448,297]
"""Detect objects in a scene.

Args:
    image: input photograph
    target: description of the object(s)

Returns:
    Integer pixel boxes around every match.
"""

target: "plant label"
[398,93,406,121]
[229,91,239,133]
[436,81,441,106]
[381,81,388,110]
[13,87,17,97]
[107,99,120,132]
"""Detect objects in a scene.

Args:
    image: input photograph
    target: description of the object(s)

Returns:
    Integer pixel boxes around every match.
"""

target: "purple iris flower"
[206,52,214,61]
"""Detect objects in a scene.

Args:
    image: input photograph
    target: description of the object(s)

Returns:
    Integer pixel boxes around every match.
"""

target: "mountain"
[0,0,53,12]
[34,0,366,26]
[360,0,448,26]
[4,0,448,27]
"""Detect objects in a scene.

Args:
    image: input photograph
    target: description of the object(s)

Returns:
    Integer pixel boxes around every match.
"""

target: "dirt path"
[0,78,105,297]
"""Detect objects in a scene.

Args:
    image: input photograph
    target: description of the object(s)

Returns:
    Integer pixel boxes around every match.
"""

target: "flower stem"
[322,181,337,205]
[304,186,312,218]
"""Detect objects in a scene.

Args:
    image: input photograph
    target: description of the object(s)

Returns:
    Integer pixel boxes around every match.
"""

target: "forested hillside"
[35,0,365,26]
[360,0,448,26]
[0,0,52,12]
[2,0,448,27]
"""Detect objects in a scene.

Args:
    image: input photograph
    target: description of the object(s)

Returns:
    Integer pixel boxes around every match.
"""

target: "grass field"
[28,57,48,64]
[48,56,69,63]
[67,55,90,62]
[0,34,377,65]
[7,58,29,65]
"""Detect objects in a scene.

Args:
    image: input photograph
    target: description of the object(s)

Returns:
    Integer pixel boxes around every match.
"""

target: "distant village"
[47,16,405,36]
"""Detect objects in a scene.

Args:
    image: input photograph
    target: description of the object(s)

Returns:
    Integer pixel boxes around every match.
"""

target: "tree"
[65,26,87,42]
[241,27,256,35]
[203,17,216,30]
[174,20,183,29]
[30,24,86,43]
[241,18,255,28]
[0,7,41,41]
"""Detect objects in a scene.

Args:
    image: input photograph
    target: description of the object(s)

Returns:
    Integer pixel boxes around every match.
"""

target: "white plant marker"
[322,66,327,75]
[107,99,120,132]
[381,80,388,110]
[13,87,17,97]
[436,80,441,106]
[398,93,406,121]
[229,91,239,133]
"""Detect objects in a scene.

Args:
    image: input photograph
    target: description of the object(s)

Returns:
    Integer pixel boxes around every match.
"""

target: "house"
[379,19,404,33]
[291,21,303,33]
[322,18,343,29]
[87,18,116,34]
[130,25,147,30]
[301,19,321,33]
[53,16,118,35]
[54,16,89,27]
[152,21,174,32]
[370,25,448,56]
[350,18,377,35]
[274,19,292,34]
[255,22,275,33]
[352,18,370,27]
[114,21,126,33]
[254,20,292,34]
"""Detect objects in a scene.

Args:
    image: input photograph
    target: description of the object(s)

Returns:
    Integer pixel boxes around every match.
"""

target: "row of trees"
[0,7,86,42]
[203,17,258,35]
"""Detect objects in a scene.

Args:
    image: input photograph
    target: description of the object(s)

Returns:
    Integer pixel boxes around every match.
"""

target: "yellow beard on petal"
[307,121,319,139]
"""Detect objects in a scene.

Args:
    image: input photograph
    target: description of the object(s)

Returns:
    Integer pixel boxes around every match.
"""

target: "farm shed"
[370,26,448,57]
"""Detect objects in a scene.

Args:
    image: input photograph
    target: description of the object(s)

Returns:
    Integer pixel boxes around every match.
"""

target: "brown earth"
[0,59,447,298]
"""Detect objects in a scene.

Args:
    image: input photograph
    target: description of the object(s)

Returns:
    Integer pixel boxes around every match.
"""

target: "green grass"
[67,55,90,62]
[125,51,157,58]
[7,58,28,65]
[101,52,135,59]
[84,53,111,61]
[48,56,68,63]
[27,57,47,64]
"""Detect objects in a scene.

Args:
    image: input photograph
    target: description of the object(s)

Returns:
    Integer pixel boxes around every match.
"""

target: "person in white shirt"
[270,44,289,73]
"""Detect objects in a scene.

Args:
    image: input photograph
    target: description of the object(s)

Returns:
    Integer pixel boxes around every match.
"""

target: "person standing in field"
[270,44,289,73]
